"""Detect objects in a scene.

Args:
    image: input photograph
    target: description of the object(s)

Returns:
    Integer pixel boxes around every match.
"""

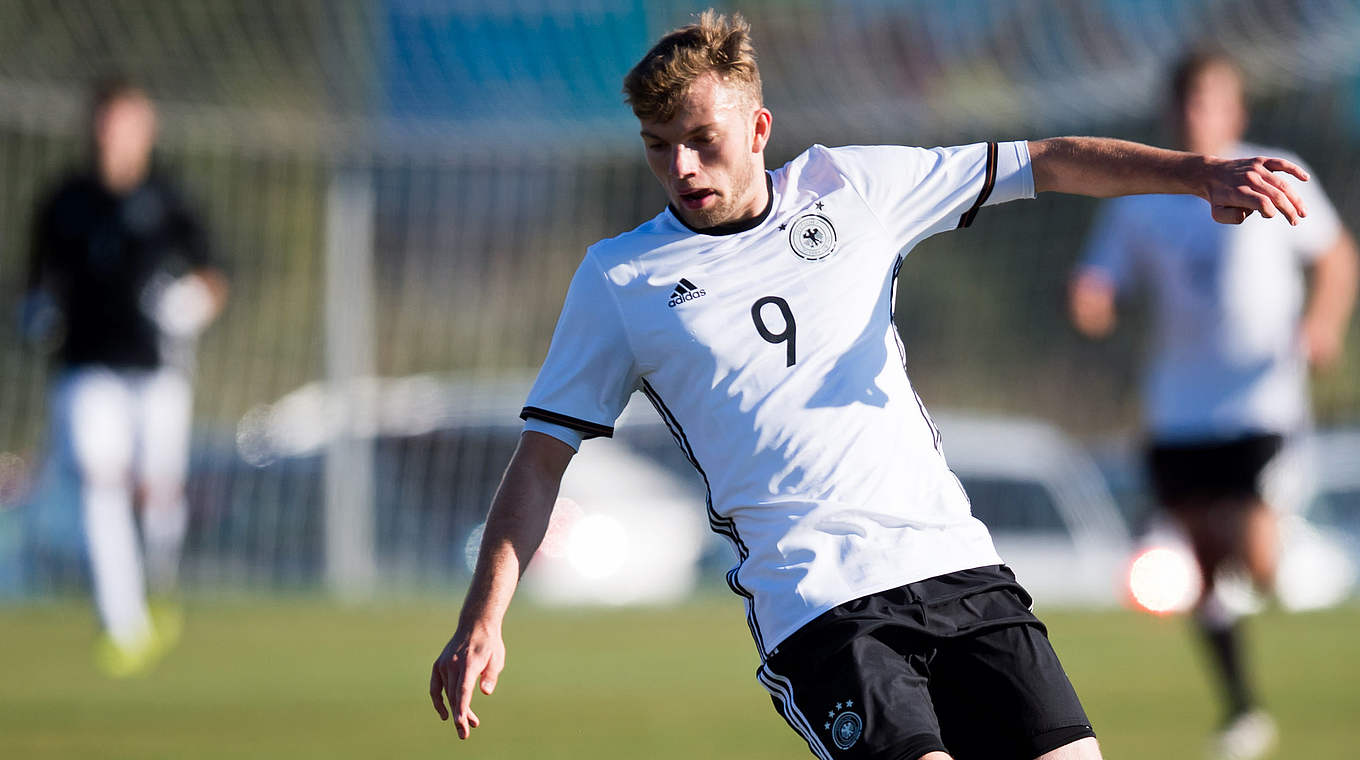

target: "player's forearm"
[1030,137,1208,199]
[455,434,571,634]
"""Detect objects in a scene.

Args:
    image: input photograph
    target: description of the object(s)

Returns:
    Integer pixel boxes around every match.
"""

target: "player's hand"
[1202,156,1308,226]
[1300,315,1344,370]
[430,624,506,739]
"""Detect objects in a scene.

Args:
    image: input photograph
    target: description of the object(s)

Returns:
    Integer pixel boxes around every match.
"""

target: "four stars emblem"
[824,697,856,727]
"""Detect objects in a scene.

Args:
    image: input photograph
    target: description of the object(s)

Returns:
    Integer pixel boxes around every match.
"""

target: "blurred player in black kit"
[22,78,228,676]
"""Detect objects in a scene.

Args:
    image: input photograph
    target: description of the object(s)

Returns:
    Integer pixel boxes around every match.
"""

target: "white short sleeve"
[828,140,1034,248]
[520,254,640,450]
[1077,198,1139,291]
[1288,161,1343,262]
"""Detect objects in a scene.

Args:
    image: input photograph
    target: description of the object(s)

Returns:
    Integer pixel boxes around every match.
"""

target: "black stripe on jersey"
[956,141,999,229]
[889,256,945,456]
[519,407,614,438]
[672,285,687,297]
[679,278,698,292]
[639,378,769,657]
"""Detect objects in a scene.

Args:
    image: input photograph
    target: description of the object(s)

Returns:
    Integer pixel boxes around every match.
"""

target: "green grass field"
[1,594,1356,759]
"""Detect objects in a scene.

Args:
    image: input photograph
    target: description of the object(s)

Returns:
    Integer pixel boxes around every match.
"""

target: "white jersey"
[1079,142,1341,441]
[523,141,1035,656]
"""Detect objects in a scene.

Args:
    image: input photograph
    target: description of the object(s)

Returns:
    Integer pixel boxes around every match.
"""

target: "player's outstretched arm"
[429,431,575,739]
[1029,136,1309,225]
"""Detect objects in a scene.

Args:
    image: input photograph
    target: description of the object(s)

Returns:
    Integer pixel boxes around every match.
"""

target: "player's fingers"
[1212,204,1249,225]
[1247,171,1302,224]
[454,707,480,740]
[1233,186,1278,219]
[430,662,449,720]
[481,648,505,695]
[1257,166,1308,219]
[454,654,483,738]
[1261,156,1309,182]
[480,655,502,695]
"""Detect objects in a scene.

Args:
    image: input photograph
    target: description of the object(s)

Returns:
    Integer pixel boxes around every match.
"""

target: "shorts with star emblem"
[757,565,1094,760]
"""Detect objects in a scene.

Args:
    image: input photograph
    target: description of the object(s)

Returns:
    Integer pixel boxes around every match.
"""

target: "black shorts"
[759,566,1093,760]
[1146,433,1283,509]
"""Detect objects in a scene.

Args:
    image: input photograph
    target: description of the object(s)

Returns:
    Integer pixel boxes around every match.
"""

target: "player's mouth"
[678,188,717,209]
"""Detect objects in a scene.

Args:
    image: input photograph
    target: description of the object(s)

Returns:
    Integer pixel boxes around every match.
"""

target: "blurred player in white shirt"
[1070,50,1358,760]
[431,14,1317,759]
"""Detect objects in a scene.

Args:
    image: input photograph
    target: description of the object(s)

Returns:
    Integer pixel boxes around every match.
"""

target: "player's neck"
[731,169,771,224]
[673,172,773,236]
[97,158,150,195]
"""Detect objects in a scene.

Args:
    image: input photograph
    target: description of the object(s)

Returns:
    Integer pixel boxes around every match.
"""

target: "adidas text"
[668,289,707,307]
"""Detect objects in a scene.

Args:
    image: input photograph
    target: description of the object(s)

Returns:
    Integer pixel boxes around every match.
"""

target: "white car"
[237,380,1140,607]
[931,412,1133,607]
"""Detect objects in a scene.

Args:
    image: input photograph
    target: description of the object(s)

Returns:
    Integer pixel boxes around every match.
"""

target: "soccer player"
[1069,50,1357,760]
[430,13,1312,759]
[22,79,228,676]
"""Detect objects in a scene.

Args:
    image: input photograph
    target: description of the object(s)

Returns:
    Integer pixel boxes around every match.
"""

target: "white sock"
[83,484,152,647]
[141,496,188,594]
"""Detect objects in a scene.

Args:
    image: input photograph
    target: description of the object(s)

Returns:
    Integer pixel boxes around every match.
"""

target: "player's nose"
[669,145,698,178]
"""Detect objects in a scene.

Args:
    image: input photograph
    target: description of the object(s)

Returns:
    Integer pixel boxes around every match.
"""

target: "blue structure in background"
[382,0,651,129]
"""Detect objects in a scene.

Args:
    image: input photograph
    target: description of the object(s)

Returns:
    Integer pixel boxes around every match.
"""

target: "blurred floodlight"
[522,444,704,606]
[537,497,585,560]
[565,514,629,580]
[1128,547,1200,615]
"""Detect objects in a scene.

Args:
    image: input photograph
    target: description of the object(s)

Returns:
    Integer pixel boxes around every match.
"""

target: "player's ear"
[751,107,772,153]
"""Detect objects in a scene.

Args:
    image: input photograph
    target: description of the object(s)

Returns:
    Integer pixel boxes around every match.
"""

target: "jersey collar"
[667,172,774,236]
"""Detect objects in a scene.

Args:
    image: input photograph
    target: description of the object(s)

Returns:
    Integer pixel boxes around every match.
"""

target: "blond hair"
[623,9,762,122]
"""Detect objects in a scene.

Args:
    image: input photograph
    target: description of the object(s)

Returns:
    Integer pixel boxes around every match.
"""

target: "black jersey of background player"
[29,170,211,370]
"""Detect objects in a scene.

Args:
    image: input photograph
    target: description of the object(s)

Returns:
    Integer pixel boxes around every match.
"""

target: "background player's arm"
[1030,136,1308,225]
[159,192,229,336]
[1300,228,1360,368]
[429,431,575,739]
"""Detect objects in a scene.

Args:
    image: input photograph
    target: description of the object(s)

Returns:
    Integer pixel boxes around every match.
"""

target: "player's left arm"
[1300,228,1359,368]
[161,186,229,334]
[1029,136,1308,226]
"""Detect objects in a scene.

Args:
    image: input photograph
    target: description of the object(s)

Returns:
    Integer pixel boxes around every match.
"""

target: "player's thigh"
[929,619,1093,760]
[135,368,192,488]
[760,623,947,760]
[1033,739,1098,760]
[1035,736,1101,760]
[59,368,136,486]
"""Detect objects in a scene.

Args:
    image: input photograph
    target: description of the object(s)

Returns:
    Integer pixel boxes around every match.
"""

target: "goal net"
[0,0,1357,597]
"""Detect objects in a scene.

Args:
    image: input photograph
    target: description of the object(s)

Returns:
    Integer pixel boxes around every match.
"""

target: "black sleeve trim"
[956,141,999,229]
[520,407,614,439]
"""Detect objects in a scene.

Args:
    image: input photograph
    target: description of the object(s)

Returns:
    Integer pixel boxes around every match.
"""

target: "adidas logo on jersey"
[668,278,707,308]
